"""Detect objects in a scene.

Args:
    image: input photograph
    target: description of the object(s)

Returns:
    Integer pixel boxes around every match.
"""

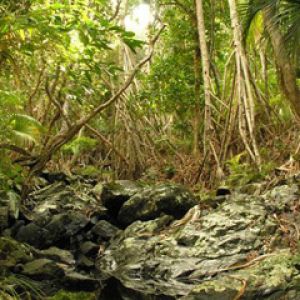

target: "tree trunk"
[263,7,300,120]
[228,0,261,166]
[195,0,212,154]
[193,47,201,156]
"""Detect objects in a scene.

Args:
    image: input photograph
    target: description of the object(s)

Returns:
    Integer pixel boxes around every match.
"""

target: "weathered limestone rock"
[87,220,119,242]
[63,271,100,291]
[28,181,106,217]
[183,251,300,300]
[22,258,65,280]
[15,211,90,249]
[45,212,89,246]
[117,184,198,226]
[16,222,49,248]
[97,187,300,299]
[80,241,99,256]
[2,178,300,299]
[99,180,143,217]
[0,236,101,295]
[38,247,75,265]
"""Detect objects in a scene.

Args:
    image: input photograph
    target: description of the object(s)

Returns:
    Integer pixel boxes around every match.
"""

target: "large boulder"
[97,185,300,299]
[117,184,198,226]
[183,250,300,300]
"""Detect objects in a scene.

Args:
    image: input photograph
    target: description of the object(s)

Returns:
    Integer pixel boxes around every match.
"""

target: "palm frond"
[240,0,300,60]
[9,114,44,145]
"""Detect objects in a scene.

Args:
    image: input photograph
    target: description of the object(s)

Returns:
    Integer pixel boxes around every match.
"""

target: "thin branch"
[85,124,130,167]
[28,65,45,114]
[45,79,71,128]
[0,143,32,157]
[109,0,121,21]
[78,25,166,127]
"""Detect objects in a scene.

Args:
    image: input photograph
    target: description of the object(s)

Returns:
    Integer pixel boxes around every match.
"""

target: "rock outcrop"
[1,174,300,299]
[97,185,300,299]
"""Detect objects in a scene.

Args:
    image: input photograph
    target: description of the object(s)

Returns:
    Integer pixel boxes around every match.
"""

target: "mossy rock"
[99,180,143,218]
[117,184,198,226]
[0,237,33,270]
[184,250,300,300]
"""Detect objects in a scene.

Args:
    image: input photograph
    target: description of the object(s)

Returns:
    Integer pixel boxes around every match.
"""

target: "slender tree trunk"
[193,47,201,156]
[195,0,212,154]
[259,49,269,100]
[228,0,261,166]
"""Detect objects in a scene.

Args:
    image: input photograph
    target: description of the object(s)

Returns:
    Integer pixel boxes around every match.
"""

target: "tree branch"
[109,0,121,21]
[28,25,166,176]
[78,25,166,127]
[0,143,32,157]
[85,124,130,167]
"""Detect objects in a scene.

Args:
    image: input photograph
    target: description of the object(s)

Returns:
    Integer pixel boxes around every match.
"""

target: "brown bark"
[0,143,32,157]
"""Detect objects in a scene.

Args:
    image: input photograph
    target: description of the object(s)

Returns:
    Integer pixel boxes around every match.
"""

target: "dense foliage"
[0,0,299,191]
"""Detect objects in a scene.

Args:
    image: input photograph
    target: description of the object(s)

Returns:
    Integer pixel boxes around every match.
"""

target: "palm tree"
[243,0,300,57]
[242,0,300,119]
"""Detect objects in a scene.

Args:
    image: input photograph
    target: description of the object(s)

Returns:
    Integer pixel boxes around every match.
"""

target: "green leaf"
[8,191,20,219]
[9,114,44,145]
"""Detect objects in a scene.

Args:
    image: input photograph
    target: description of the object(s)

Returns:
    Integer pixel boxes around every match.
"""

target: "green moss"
[0,237,33,270]
[190,250,300,297]
[48,290,96,300]
[76,166,103,177]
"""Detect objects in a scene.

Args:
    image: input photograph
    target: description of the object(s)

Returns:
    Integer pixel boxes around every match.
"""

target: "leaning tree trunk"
[263,7,300,120]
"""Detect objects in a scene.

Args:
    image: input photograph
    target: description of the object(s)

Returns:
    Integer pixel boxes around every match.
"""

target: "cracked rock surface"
[97,186,300,299]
